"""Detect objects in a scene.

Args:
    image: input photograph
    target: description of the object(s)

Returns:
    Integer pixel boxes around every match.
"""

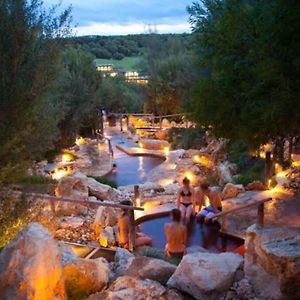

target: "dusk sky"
[44,0,192,35]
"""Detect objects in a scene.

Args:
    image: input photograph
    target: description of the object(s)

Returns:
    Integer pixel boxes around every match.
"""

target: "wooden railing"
[10,191,144,252]
[212,197,273,232]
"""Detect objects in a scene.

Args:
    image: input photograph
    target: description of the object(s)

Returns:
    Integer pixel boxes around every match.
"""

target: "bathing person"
[177,177,195,223]
[118,200,152,249]
[164,208,187,259]
[196,182,223,223]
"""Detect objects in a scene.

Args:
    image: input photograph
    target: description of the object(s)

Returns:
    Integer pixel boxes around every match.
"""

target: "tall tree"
[187,0,300,153]
[0,0,71,182]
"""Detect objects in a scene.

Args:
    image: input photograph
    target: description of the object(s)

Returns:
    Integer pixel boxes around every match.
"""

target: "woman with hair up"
[118,200,152,249]
[176,177,195,223]
[164,208,187,260]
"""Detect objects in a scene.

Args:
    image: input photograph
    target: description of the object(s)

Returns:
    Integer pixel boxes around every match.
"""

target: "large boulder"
[93,206,119,236]
[74,172,120,201]
[87,276,184,300]
[55,176,88,215]
[0,223,66,300]
[139,139,170,151]
[246,180,267,191]
[167,252,243,300]
[217,161,237,184]
[63,256,110,299]
[245,225,300,300]
[125,256,176,285]
[114,247,135,278]
[222,182,245,199]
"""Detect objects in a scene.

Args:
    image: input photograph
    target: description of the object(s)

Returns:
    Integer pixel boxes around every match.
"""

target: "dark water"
[105,130,164,186]
[139,216,243,252]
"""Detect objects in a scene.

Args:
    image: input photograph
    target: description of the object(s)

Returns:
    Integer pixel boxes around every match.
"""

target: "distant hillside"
[69,33,192,61]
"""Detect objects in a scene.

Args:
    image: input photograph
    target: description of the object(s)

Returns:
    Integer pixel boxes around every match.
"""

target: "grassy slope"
[95,56,143,71]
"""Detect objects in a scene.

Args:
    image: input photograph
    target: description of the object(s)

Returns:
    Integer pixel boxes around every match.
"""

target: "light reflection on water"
[104,131,164,186]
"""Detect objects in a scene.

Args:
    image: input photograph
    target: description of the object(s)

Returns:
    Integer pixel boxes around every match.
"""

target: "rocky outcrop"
[217,161,237,184]
[55,176,88,215]
[125,256,176,285]
[0,223,66,300]
[88,276,184,300]
[98,226,116,247]
[93,206,119,236]
[74,172,120,201]
[245,225,300,300]
[63,256,110,299]
[222,182,245,199]
[167,252,243,300]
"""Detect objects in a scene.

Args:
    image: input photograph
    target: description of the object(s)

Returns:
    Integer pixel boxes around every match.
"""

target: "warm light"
[193,155,213,168]
[275,163,283,174]
[268,179,272,189]
[136,197,141,207]
[184,171,194,182]
[75,137,86,146]
[163,147,170,156]
[61,152,74,163]
[292,161,300,167]
[98,142,107,151]
[158,178,174,186]
[50,168,70,180]
[166,163,176,170]
[138,142,144,149]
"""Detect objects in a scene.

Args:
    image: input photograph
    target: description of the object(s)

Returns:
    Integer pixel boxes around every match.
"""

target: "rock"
[63,257,110,299]
[118,182,164,193]
[167,252,243,300]
[222,182,245,199]
[55,175,88,215]
[114,247,135,278]
[125,256,176,285]
[222,278,257,300]
[245,225,300,300]
[93,206,119,235]
[186,245,209,254]
[246,181,267,191]
[59,243,77,265]
[74,172,120,201]
[88,276,184,300]
[217,161,237,184]
[139,138,170,151]
[99,226,116,247]
[0,223,67,300]
[161,118,170,128]
[58,216,84,229]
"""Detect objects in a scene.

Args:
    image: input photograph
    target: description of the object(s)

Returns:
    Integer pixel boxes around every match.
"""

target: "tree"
[187,0,300,156]
[0,0,71,182]
[56,48,102,147]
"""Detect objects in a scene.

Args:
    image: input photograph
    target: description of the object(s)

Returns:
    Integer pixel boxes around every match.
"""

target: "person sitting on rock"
[177,177,195,223]
[164,208,187,260]
[118,200,152,249]
[196,182,223,224]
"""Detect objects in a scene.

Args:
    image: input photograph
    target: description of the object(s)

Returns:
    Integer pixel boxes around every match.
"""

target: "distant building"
[95,62,149,85]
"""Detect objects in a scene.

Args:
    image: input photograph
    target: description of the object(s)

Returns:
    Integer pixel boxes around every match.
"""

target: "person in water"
[164,208,187,259]
[196,182,223,223]
[176,177,195,223]
[118,200,152,249]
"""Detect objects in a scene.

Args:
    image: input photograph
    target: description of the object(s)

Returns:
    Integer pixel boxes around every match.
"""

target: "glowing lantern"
[61,152,74,163]
[75,137,85,146]
[163,146,170,156]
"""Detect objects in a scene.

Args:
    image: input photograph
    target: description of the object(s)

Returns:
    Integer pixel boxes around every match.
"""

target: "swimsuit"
[180,189,192,207]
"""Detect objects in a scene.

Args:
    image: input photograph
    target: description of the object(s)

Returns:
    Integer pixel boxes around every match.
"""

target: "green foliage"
[88,176,118,188]
[0,0,72,183]
[15,175,56,185]
[168,127,206,150]
[100,77,145,113]
[0,194,31,248]
[187,0,300,149]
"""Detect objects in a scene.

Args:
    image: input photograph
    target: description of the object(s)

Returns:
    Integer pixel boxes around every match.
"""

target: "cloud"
[43,0,192,35]
[75,21,191,36]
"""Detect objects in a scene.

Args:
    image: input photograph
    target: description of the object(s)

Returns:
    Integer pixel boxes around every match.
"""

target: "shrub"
[15,175,56,185]
[88,176,118,188]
